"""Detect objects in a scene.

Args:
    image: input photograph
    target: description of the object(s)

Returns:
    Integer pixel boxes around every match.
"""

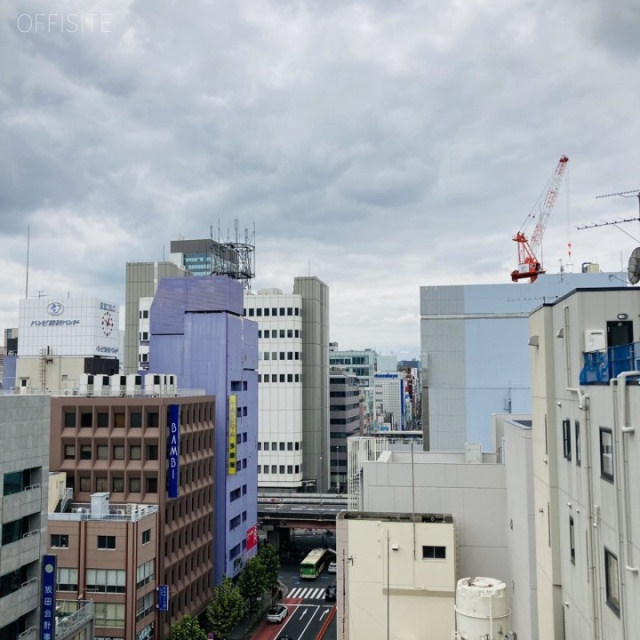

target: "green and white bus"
[300,548,329,579]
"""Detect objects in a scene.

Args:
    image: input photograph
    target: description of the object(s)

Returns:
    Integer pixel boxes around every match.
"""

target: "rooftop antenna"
[577,189,640,285]
[25,224,30,299]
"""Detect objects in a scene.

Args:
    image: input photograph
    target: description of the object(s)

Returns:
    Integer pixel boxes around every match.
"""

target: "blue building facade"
[149,276,259,584]
[420,271,627,452]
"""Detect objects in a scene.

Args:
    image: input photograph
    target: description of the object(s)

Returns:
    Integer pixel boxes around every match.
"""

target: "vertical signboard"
[40,554,56,640]
[400,378,406,430]
[228,395,237,475]
[246,525,258,551]
[157,585,169,612]
[168,404,180,498]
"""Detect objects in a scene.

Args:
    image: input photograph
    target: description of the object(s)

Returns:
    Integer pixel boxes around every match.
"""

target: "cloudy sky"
[2,0,640,357]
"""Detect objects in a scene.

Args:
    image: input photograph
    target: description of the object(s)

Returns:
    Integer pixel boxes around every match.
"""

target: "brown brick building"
[48,394,216,639]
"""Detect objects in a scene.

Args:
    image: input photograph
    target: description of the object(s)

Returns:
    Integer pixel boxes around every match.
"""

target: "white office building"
[373,372,407,430]
[530,287,640,640]
[245,277,329,492]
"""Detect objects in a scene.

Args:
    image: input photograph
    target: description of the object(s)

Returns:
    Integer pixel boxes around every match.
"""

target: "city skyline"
[2,1,640,356]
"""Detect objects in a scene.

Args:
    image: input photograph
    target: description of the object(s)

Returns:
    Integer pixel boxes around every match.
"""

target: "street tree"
[258,543,281,594]
[169,614,206,640]
[237,555,266,609]
[207,576,245,639]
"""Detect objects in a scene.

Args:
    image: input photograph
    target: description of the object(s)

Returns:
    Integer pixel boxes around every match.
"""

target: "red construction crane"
[511,155,570,283]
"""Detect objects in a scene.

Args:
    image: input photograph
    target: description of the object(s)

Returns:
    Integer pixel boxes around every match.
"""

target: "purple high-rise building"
[149,276,259,584]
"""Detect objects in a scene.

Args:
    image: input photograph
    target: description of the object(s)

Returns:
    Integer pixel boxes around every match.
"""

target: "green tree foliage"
[170,614,207,640]
[207,576,245,639]
[258,543,281,593]
[237,555,266,608]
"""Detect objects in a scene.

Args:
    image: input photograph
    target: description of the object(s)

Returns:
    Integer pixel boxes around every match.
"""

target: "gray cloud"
[1,0,640,354]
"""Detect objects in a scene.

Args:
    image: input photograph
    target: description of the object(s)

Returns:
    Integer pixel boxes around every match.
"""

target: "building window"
[146,445,158,460]
[80,444,92,460]
[79,477,91,492]
[112,477,124,493]
[113,445,124,460]
[130,412,142,428]
[600,428,614,482]
[142,529,151,545]
[287,465,293,474]
[96,444,108,460]
[63,444,75,460]
[86,568,126,593]
[136,560,154,588]
[230,488,241,502]
[605,548,620,615]
[147,412,159,428]
[136,592,155,621]
[422,545,446,560]
[94,603,125,628]
[114,413,125,428]
[569,516,575,564]
[562,419,571,460]
[97,412,108,428]
[57,567,78,591]
[575,420,581,466]
[146,477,158,493]
[97,535,116,550]
[230,515,241,530]
[64,412,76,428]
[96,476,108,492]
[130,445,142,460]
[129,477,141,493]
[80,413,92,428]
[51,534,69,548]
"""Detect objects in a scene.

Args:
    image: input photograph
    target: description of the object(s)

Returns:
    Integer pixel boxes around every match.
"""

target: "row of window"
[73,475,158,494]
[330,390,360,397]
[51,528,151,549]
[330,403,360,411]
[164,515,212,556]
[165,487,214,525]
[230,485,248,502]
[2,514,39,545]
[259,329,300,339]
[258,373,301,383]
[64,410,158,429]
[0,564,31,598]
[330,416,360,425]
[64,443,158,461]
[245,306,300,317]
[258,464,301,475]
[261,351,301,361]
[330,357,371,365]
[258,441,301,451]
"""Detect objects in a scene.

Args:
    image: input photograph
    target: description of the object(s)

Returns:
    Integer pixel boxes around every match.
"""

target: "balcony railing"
[580,343,640,385]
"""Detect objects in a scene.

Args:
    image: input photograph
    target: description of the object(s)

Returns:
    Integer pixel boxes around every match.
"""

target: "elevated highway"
[258,493,348,531]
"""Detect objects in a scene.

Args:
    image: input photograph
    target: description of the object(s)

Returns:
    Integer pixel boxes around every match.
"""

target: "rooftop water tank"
[455,577,511,640]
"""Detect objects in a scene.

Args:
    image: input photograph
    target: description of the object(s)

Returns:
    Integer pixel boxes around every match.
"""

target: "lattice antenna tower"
[577,189,640,236]
[210,219,256,289]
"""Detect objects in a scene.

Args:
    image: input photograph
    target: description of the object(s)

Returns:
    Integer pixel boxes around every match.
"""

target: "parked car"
[324,584,337,602]
[327,561,337,573]
[267,604,288,623]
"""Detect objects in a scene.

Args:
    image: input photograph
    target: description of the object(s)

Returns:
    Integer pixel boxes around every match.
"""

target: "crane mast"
[511,155,569,283]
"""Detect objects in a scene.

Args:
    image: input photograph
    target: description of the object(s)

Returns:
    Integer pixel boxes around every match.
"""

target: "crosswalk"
[287,586,331,600]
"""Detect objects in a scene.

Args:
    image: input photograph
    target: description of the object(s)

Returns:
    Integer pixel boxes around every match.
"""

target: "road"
[251,555,337,640]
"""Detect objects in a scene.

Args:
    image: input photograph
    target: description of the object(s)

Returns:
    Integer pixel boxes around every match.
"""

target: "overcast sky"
[2,0,640,357]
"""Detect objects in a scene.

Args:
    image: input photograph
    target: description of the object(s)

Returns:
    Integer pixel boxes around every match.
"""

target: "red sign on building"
[246,525,258,551]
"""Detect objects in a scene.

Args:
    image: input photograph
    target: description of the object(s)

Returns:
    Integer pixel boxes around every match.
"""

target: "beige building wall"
[16,356,88,392]
[336,512,456,640]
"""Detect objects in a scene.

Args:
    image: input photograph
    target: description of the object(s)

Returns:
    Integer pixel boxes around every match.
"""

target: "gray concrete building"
[0,394,50,639]
[294,277,330,493]
[124,261,188,373]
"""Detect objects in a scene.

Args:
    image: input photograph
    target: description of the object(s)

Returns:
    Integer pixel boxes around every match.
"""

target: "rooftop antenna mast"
[579,189,640,285]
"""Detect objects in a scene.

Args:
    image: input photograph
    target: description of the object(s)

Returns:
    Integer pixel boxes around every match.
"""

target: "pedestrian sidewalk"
[227,582,287,640]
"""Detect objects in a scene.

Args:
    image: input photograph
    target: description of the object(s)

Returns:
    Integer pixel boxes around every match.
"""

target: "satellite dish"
[628,247,640,285]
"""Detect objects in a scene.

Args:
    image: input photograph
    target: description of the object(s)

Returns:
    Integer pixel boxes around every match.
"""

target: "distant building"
[420,271,626,452]
[373,372,407,430]
[376,354,397,373]
[530,287,640,640]
[329,372,360,492]
[149,276,259,583]
[245,278,330,493]
[0,394,50,638]
[124,261,188,373]
[14,297,120,391]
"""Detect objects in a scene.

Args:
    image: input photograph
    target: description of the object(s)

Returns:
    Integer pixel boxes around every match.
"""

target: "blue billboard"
[40,554,56,640]
[157,584,169,612]
[168,404,179,498]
